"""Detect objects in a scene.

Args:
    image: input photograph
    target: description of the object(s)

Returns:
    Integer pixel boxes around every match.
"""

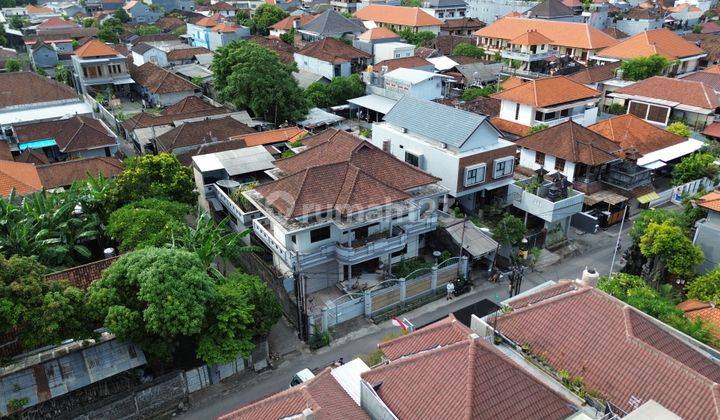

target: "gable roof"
[271,14,316,30]
[296,37,370,64]
[588,114,686,155]
[233,127,307,147]
[37,17,78,28]
[155,116,254,152]
[475,17,617,50]
[510,29,553,46]
[300,9,365,36]
[362,337,577,420]
[248,35,295,64]
[358,27,399,41]
[166,46,212,61]
[681,70,720,92]
[45,256,120,289]
[374,56,433,72]
[74,39,121,58]
[566,62,619,84]
[497,283,720,420]
[14,116,116,153]
[697,191,720,212]
[527,0,575,18]
[379,314,472,360]
[603,27,628,39]
[383,96,499,148]
[516,120,620,165]
[130,62,199,94]
[122,100,229,131]
[0,72,78,109]
[26,4,53,13]
[491,76,601,107]
[354,5,443,27]
[257,129,439,218]
[597,28,705,61]
[613,76,719,109]
[0,161,43,197]
[678,299,720,343]
[36,157,123,189]
[194,16,219,27]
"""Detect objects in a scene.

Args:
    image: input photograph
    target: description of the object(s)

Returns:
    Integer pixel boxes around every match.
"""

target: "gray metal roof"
[445,220,498,259]
[456,62,504,84]
[300,9,365,36]
[383,95,490,148]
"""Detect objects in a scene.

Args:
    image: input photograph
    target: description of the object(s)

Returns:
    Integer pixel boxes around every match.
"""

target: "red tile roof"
[492,75,600,107]
[357,27,398,41]
[37,17,78,28]
[36,157,123,189]
[74,39,121,58]
[233,127,307,146]
[475,17,617,50]
[697,191,720,212]
[14,115,116,154]
[297,37,370,64]
[363,338,577,420]
[0,161,42,197]
[130,62,199,94]
[490,116,530,137]
[219,368,369,420]
[589,114,685,155]
[46,256,120,288]
[194,16,218,27]
[271,14,316,30]
[166,46,211,61]
[516,121,620,166]
[614,76,719,110]
[0,72,78,108]
[373,55,433,72]
[597,28,706,61]
[380,314,472,360]
[702,121,720,139]
[155,116,254,152]
[354,5,443,27]
[678,300,720,343]
[566,62,620,84]
[497,284,720,420]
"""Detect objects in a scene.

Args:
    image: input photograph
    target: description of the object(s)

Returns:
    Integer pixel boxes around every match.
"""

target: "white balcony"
[535,108,599,128]
[508,179,585,223]
[212,184,262,229]
[500,49,556,62]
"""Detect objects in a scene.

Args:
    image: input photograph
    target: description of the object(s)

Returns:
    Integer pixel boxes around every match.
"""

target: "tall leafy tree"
[251,4,288,35]
[107,199,189,252]
[55,64,73,87]
[619,54,669,81]
[113,8,130,23]
[452,42,484,58]
[212,41,309,124]
[639,221,704,282]
[672,152,719,185]
[493,214,527,247]
[305,74,365,108]
[396,29,435,47]
[687,267,720,303]
[5,58,20,72]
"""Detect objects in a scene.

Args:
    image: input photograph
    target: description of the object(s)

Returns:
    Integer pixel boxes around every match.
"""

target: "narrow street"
[177,221,631,420]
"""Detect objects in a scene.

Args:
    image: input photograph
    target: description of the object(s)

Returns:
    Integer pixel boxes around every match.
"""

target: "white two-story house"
[71,40,133,96]
[372,95,517,212]
[244,129,446,294]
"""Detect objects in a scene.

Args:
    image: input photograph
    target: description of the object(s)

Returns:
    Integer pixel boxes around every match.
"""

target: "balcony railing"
[534,108,599,128]
[213,184,262,229]
[601,162,652,191]
[508,179,585,223]
[501,49,556,62]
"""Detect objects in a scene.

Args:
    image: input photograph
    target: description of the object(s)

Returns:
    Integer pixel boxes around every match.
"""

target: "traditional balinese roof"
[296,37,370,64]
[516,121,620,165]
[497,282,720,419]
[256,129,439,218]
[0,72,78,109]
[491,76,601,107]
[354,5,443,27]
[130,62,199,94]
[596,28,705,61]
[14,116,116,154]
[566,61,620,84]
[36,157,123,189]
[474,17,617,50]
[0,161,43,197]
[155,116,254,152]
[588,114,685,155]
[74,39,121,58]
[613,76,719,110]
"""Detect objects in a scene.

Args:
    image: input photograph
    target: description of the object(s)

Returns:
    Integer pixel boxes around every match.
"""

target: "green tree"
[629,208,682,241]
[134,24,162,35]
[0,21,6,47]
[461,83,500,100]
[305,74,365,108]
[666,121,692,137]
[452,42,485,58]
[672,152,719,185]
[687,267,720,303]
[230,272,282,337]
[108,153,198,208]
[98,17,124,42]
[279,28,295,44]
[693,24,703,34]
[9,15,26,29]
[113,8,130,23]
[396,29,435,47]
[619,54,669,81]
[88,247,215,360]
[0,0,15,8]
[5,58,20,72]
[528,124,549,134]
[639,221,704,280]
[212,41,309,124]
[107,199,189,252]
[252,4,288,35]
[401,0,422,5]
[82,17,95,27]
[55,64,73,87]
[493,214,527,247]
[191,76,205,87]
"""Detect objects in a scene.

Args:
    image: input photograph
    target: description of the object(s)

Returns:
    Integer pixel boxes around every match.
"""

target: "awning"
[347,94,397,115]
[18,138,57,150]
[637,191,660,204]
[638,138,705,168]
[584,190,628,206]
[112,77,135,85]
[642,161,666,170]
[445,220,498,260]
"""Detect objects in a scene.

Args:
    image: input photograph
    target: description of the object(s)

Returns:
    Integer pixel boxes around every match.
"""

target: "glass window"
[464,164,486,187]
[535,111,543,121]
[555,158,565,171]
[405,151,420,167]
[535,152,545,165]
[310,226,331,243]
[494,157,514,178]
[560,108,570,117]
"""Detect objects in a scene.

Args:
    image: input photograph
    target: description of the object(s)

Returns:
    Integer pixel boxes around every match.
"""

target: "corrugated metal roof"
[383,95,490,148]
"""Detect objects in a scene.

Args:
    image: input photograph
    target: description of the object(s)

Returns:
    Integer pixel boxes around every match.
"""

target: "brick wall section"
[456,144,517,193]
[45,256,120,288]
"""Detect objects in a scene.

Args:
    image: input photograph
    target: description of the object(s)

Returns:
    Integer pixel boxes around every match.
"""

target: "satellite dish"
[216,179,241,191]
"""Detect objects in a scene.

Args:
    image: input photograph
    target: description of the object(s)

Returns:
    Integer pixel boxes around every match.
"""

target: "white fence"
[648,177,717,207]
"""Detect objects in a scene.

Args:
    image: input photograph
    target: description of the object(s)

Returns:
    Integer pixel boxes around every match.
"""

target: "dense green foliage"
[528,124,549,134]
[212,41,309,124]
[452,43,484,58]
[55,64,73,87]
[599,273,714,345]
[639,221,703,278]
[0,21,6,47]
[461,83,500,101]
[493,214,527,246]
[249,4,288,35]
[5,58,20,72]
[97,17,124,43]
[619,54,669,81]
[395,29,435,47]
[687,267,720,303]
[113,8,130,23]
[666,121,692,137]
[305,74,364,108]
[279,28,295,44]
[671,152,718,185]
[107,199,189,252]
[134,24,162,35]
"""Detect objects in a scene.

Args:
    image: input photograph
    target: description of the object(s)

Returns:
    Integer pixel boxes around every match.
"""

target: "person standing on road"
[446,281,455,300]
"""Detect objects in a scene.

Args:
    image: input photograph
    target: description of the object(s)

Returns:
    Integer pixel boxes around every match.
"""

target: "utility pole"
[608,205,628,279]
[294,252,308,341]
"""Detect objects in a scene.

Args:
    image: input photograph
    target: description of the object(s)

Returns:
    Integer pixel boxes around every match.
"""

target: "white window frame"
[464,163,486,187]
[493,156,514,179]
[404,150,422,168]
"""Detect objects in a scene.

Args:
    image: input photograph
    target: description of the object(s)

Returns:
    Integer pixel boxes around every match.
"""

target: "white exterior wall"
[499,100,534,126]
[132,49,168,67]
[152,90,198,107]
[372,42,415,64]
[466,0,538,23]
[614,19,663,36]
[294,53,350,79]
[518,148,577,181]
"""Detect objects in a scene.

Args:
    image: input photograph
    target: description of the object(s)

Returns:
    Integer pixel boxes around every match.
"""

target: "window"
[647,105,670,124]
[535,110,543,121]
[514,103,520,120]
[560,108,570,117]
[493,157,514,178]
[535,152,545,165]
[555,158,565,172]
[628,101,649,119]
[405,151,420,167]
[464,164,486,187]
[310,226,331,243]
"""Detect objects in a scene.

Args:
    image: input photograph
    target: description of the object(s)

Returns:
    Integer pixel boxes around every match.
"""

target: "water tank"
[580,267,600,287]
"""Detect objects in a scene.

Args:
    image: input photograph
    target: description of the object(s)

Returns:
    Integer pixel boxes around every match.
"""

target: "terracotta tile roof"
[155,116,254,152]
[193,16,219,27]
[497,284,720,420]
[233,127,307,146]
[257,129,439,218]
[702,121,720,139]
[491,75,601,107]
[163,96,219,115]
[588,114,685,155]
[16,149,50,165]
[212,23,241,33]
[679,299,720,344]
[14,116,116,154]
[0,161,42,197]
[475,17,617,50]
[36,157,123,189]
[363,338,577,420]
[130,62,199,94]
[380,314,472,360]
[566,61,619,84]
[271,14,317,30]
[374,56,432,72]
[511,29,553,46]
[357,27,398,41]
[436,96,501,117]
[122,102,229,131]
[26,4,53,13]
[0,141,12,161]
[500,76,524,90]
[597,28,705,61]
[697,191,720,212]
[248,36,295,64]
[219,368,369,420]
[490,116,530,136]
[414,46,437,58]
[297,37,370,64]
[682,70,720,92]
[682,33,720,62]
[45,256,120,288]
[614,76,719,110]
[428,34,474,56]
[354,5,443,27]
[130,33,179,44]
[704,64,720,74]
[38,17,77,28]
[155,17,185,32]
[516,121,620,165]
[701,21,720,34]
[75,39,121,58]
[441,17,484,30]
[603,27,628,39]
[0,72,78,109]
[166,46,212,61]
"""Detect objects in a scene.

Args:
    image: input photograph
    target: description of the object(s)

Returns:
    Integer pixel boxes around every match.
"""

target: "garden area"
[0,153,281,368]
